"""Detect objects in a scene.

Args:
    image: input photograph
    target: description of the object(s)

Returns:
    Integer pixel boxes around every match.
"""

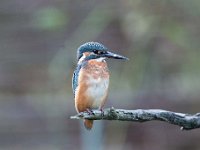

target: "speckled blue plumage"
[72,64,81,96]
[72,61,87,96]
[77,42,108,60]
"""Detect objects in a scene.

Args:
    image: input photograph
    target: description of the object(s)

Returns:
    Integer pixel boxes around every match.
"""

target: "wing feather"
[72,64,82,96]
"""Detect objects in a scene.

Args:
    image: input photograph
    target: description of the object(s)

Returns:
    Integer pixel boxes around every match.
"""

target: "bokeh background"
[1,0,200,150]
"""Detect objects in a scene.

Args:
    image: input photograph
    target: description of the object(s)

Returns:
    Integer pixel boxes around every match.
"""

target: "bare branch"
[70,107,200,130]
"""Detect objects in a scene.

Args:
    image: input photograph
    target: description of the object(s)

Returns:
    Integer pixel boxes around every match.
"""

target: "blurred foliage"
[33,7,68,30]
[0,0,200,150]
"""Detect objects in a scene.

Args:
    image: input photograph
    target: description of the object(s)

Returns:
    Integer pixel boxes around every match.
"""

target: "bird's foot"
[100,108,104,117]
[86,109,95,115]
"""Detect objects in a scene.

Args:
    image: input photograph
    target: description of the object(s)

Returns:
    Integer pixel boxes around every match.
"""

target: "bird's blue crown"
[77,42,108,60]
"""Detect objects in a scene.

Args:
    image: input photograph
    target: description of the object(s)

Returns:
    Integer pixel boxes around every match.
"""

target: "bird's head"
[77,42,128,63]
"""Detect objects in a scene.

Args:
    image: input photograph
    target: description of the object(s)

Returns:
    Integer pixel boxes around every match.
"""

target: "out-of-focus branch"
[70,107,200,130]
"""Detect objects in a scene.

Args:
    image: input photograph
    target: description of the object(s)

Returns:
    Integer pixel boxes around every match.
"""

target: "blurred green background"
[1,0,200,150]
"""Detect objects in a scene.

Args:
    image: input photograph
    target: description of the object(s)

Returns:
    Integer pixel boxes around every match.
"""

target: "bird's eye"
[93,50,106,55]
[100,51,104,54]
[93,50,99,54]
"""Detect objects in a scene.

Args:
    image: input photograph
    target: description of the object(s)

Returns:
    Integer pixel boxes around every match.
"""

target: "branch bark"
[70,107,200,130]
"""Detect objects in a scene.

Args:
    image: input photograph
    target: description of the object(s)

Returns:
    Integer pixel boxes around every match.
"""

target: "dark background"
[1,0,200,150]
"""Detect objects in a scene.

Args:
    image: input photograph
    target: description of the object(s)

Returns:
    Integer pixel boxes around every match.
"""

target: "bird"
[72,42,128,130]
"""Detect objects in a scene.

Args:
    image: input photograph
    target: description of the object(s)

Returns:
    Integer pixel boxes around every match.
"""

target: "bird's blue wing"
[72,64,82,96]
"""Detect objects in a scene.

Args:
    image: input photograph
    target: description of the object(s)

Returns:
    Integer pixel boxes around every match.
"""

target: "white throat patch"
[96,57,106,62]
[78,54,86,65]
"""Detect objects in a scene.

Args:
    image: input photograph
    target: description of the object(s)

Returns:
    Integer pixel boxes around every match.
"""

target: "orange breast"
[75,60,109,113]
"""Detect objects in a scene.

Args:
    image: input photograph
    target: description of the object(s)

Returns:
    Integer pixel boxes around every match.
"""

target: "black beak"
[103,51,129,60]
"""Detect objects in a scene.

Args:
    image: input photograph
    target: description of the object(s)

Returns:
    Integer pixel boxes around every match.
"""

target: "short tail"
[84,119,93,130]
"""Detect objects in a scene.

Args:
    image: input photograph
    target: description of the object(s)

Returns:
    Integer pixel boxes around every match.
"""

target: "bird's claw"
[86,109,95,115]
[100,108,104,117]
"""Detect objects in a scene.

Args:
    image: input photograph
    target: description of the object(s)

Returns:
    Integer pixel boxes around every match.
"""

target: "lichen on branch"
[70,107,200,130]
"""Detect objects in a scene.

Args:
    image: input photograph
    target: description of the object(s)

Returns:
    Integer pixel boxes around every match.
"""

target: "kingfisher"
[72,42,128,130]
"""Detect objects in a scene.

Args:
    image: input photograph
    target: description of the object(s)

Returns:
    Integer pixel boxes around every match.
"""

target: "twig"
[70,107,200,130]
